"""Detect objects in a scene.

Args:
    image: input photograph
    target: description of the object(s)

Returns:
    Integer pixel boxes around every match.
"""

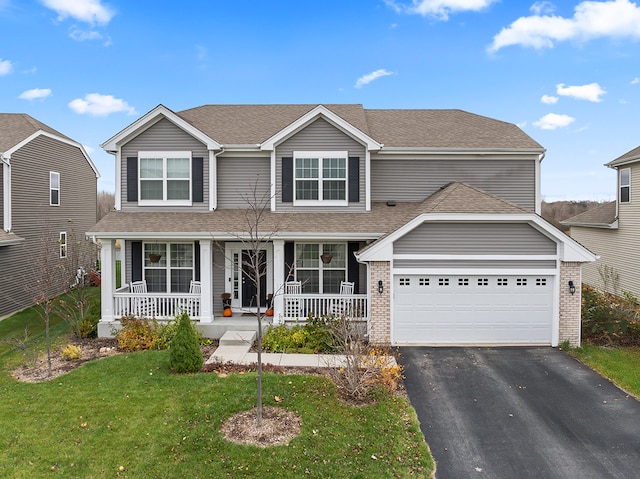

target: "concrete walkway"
[205,330,396,368]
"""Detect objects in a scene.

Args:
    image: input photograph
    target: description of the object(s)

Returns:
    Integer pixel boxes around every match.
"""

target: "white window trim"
[59,231,67,259]
[620,167,631,204]
[294,242,347,293]
[293,150,348,206]
[138,151,192,206]
[143,242,194,293]
[50,171,60,206]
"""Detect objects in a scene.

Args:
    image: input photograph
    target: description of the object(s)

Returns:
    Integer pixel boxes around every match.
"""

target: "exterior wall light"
[568,280,576,295]
[378,280,384,294]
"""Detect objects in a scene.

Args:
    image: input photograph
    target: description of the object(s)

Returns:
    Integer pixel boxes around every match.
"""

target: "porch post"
[199,239,213,323]
[200,239,213,323]
[100,239,115,322]
[273,239,285,324]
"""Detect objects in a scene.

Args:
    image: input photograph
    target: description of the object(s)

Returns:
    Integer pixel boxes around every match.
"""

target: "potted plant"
[221,292,232,317]
[265,294,274,317]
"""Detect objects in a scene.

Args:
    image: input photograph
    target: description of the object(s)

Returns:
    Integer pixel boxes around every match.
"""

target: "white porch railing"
[114,286,200,320]
[283,294,368,321]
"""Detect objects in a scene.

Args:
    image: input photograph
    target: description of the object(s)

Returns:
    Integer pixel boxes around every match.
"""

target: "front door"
[225,243,273,312]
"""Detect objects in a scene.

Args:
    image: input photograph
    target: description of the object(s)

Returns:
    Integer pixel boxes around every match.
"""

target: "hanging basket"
[149,253,162,263]
[321,253,333,264]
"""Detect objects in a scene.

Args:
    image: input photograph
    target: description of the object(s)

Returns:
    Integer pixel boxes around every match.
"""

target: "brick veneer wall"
[559,261,582,346]
[369,261,391,345]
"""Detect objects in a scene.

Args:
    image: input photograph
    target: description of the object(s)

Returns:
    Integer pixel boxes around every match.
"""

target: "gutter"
[1,153,11,232]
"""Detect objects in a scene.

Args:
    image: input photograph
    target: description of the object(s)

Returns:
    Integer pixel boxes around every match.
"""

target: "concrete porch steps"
[219,330,257,346]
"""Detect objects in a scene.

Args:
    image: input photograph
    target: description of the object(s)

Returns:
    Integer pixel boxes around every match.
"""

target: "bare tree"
[97,190,115,221]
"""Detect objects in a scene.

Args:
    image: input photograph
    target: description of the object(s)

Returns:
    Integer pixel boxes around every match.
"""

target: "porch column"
[199,239,213,323]
[273,239,285,324]
[100,239,115,322]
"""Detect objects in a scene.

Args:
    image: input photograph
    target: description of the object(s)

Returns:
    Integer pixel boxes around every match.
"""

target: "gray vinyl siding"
[0,135,97,317]
[124,240,132,285]
[216,157,270,209]
[121,118,209,211]
[571,162,640,298]
[371,158,536,210]
[393,259,557,269]
[0,166,3,230]
[394,223,557,255]
[275,118,366,212]
[212,243,226,314]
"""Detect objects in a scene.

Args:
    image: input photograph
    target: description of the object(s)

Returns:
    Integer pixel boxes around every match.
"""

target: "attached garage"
[393,274,554,345]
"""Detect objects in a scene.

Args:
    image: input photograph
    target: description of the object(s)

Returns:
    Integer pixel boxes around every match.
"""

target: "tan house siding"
[559,262,582,346]
[369,261,390,345]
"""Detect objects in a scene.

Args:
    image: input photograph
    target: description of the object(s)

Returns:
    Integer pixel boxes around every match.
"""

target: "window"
[294,243,346,293]
[478,278,488,286]
[418,278,429,286]
[438,278,450,286]
[497,278,508,286]
[620,168,630,203]
[139,151,191,205]
[143,243,193,292]
[294,151,347,205]
[59,231,67,258]
[516,278,528,286]
[50,172,60,206]
[458,278,469,286]
[400,278,411,286]
[536,278,547,286]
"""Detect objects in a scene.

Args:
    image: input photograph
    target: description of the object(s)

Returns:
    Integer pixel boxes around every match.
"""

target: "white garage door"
[393,275,553,345]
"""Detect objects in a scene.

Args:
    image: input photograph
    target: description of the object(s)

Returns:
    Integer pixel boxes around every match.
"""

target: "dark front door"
[241,250,267,308]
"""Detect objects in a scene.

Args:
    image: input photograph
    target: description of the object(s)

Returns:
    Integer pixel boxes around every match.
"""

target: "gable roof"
[561,201,617,228]
[0,113,70,153]
[606,145,640,168]
[0,230,24,246]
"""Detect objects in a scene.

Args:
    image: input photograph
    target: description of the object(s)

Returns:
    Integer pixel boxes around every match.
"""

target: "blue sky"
[3,0,640,201]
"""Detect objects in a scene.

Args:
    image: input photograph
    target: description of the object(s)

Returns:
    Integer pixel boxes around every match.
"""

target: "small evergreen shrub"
[169,312,203,373]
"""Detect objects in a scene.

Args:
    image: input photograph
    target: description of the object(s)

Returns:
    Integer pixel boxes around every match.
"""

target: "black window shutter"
[127,157,138,202]
[284,242,295,281]
[348,242,360,292]
[348,157,360,203]
[194,241,201,281]
[192,157,204,203]
[131,241,143,282]
[282,157,293,203]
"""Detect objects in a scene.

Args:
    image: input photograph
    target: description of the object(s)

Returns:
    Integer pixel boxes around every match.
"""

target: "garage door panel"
[394,275,553,345]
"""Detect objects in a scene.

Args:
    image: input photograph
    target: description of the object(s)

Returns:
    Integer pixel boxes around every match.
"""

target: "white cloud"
[18,88,52,100]
[68,93,136,116]
[556,82,606,102]
[69,27,103,41]
[0,58,13,75]
[632,77,640,84]
[530,1,556,15]
[385,0,497,20]
[41,0,114,25]
[355,69,395,88]
[489,0,640,52]
[533,113,575,130]
[541,94,558,104]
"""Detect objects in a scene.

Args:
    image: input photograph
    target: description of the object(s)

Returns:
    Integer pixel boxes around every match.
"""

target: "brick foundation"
[559,261,582,346]
[369,261,391,345]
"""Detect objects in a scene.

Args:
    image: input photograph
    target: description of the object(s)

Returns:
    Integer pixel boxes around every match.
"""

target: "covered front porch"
[97,238,370,338]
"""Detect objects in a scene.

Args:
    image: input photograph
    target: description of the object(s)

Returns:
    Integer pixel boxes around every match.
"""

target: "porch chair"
[186,280,202,317]
[130,280,154,317]
[284,281,302,318]
[334,281,355,317]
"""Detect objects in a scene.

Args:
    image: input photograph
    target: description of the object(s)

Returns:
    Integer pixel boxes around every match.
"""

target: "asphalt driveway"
[401,347,640,479]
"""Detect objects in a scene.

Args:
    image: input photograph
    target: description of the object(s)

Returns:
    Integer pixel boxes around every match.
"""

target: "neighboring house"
[0,114,99,317]
[563,146,640,298]
[88,104,595,346]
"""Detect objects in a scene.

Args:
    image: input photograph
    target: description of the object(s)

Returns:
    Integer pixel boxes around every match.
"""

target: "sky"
[3,0,640,202]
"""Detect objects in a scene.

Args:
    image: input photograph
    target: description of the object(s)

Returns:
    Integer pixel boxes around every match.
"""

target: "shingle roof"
[88,182,529,238]
[0,113,69,152]
[0,230,25,246]
[174,105,541,150]
[606,145,640,167]
[561,201,617,227]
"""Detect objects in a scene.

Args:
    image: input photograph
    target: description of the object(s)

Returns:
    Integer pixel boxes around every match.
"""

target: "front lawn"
[0,309,434,478]
[569,345,640,398]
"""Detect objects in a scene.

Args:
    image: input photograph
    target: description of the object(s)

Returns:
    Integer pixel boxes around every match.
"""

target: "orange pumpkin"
[222,308,232,317]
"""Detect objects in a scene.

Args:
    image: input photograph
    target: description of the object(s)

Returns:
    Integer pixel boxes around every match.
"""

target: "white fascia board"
[356,212,597,263]
[101,105,222,152]
[87,231,383,242]
[605,157,640,168]
[260,105,382,151]
[374,147,545,156]
[5,130,100,178]
[561,221,618,229]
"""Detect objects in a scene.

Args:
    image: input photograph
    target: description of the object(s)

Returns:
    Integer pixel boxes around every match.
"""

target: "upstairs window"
[139,151,191,206]
[620,168,631,203]
[50,171,60,206]
[294,151,347,206]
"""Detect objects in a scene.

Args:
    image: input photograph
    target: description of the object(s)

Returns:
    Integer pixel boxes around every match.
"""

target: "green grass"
[570,345,640,397]
[0,307,434,478]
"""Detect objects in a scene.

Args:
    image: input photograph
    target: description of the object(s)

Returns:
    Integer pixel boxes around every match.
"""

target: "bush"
[582,285,640,345]
[115,316,160,351]
[61,344,82,360]
[262,315,337,353]
[169,312,203,373]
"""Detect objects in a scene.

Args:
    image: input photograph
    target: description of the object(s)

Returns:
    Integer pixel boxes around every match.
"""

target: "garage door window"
[458,278,469,286]
[497,278,508,286]
[517,278,528,286]
[418,278,429,286]
[478,278,488,286]
[536,278,547,286]
[438,278,450,286]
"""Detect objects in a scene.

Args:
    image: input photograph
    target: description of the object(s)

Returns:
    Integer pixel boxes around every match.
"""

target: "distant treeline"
[541,200,606,232]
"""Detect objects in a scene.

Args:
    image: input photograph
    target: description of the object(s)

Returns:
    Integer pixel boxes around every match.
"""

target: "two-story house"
[0,113,99,317]
[89,104,595,346]
[563,146,640,298]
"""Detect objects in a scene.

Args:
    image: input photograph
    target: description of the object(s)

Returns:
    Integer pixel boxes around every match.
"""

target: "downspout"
[535,151,545,216]
[211,147,226,211]
[1,154,11,232]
